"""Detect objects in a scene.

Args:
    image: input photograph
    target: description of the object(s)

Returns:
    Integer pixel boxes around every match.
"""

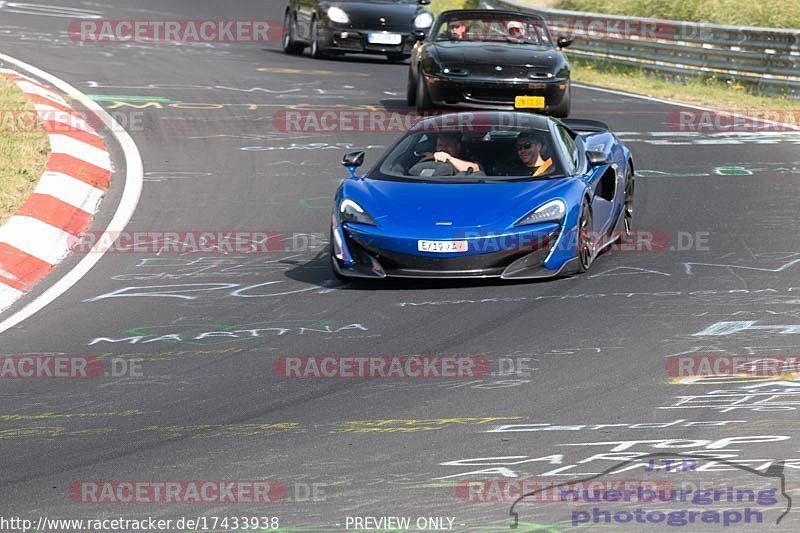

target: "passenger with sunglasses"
[507,20,526,42]
[502,132,554,177]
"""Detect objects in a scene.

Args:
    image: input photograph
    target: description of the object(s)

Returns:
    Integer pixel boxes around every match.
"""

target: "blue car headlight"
[515,199,566,226]
[327,6,350,24]
[340,199,377,226]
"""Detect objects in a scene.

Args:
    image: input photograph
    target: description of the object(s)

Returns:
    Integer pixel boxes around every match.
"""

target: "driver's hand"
[433,151,451,163]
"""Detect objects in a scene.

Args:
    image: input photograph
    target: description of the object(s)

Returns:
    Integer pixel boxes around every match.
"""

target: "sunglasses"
[516,142,536,149]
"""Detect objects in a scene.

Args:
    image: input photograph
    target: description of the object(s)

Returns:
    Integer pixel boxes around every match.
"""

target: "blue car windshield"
[374,128,566,182]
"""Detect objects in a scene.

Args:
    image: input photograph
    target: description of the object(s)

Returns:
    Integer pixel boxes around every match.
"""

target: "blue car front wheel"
[577,200,594,273]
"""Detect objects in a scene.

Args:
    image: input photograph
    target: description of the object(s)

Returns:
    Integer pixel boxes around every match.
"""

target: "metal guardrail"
[480,0,800,98]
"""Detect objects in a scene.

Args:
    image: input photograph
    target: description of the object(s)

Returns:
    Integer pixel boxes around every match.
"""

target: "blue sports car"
[330,112,635,280]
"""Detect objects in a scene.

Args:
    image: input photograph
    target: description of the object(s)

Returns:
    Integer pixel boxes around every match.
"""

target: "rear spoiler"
[561,119,610,133]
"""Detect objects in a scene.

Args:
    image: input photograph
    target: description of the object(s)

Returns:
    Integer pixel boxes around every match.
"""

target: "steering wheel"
[408,155,457,177]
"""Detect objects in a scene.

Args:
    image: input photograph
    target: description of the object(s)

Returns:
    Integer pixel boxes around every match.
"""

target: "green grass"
[555,0,800,28]
[0,74,49,225]
[569,55,800,112]
[430,0,478,16]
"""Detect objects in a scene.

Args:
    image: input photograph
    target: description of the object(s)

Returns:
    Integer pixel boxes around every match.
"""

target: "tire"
[415,70,434,112]
[387,53,410,63]
[310,18,328,59]
[282,11,304,55]
[550,84,571,118]
[576,200,594,273]
[406,68,417,106]
[620,167,635,243]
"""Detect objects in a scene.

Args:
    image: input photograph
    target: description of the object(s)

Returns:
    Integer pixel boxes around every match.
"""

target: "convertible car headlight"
[327,6,350,24]
[515,199,566,226]
[413,12,434,29]
[340,199,377,225]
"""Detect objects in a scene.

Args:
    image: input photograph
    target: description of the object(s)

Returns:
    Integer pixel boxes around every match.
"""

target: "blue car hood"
[346,178,572,230]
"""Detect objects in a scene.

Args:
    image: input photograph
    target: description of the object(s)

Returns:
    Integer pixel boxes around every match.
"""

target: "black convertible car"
[408,9,573,117]
[282,0,435,61]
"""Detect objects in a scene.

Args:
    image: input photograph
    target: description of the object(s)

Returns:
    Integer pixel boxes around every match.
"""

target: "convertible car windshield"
[375,128,566,182]
[433,14,552,44]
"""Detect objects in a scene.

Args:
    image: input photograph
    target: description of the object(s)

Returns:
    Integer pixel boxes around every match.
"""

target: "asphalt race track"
[1,1,800,531]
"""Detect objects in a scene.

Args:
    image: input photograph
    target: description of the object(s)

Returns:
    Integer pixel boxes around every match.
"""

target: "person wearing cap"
[503,132,554,177]
[507,20,526,41]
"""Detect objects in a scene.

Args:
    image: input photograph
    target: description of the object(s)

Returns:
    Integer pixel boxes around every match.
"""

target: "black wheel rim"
[579,205,592,269]
[623,173,634,237]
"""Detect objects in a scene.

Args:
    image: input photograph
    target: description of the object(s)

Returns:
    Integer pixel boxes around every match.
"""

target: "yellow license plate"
[514,96,545,109]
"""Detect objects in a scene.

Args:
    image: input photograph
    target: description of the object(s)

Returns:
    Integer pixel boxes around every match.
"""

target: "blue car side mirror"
[587,150,609,166]
[342,151,365,178]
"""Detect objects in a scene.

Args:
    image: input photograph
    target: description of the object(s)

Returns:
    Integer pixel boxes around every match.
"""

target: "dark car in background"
[408,9,573,116]
[282,0,435,61]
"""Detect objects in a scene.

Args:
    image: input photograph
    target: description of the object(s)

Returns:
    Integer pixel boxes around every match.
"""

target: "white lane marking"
[572,83,800,132]
[0,216,72,265]
[34,171,105,212]
[14,80,67,105]
[0,52,143,328]
[0,2,102,19]
[48,134,112,170]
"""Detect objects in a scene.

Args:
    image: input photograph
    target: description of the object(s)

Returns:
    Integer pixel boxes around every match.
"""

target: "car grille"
[462,89,523,105]
[348,231,557,274]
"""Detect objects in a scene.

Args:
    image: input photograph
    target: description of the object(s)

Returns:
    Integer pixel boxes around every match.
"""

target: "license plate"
[418,240,468,253]
[368,32,402,45]
[514,96,546,109]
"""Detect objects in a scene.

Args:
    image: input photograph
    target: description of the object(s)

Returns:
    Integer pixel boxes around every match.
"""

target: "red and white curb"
[0,68,112,312]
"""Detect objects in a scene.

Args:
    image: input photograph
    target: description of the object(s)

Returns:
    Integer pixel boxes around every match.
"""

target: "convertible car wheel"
[415,71,433,112]
[577,200,594,273]
[406,69,417,106]
[282,12,304,55]
[550,85,571,119]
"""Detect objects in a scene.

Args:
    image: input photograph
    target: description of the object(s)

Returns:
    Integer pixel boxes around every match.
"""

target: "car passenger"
[503,132,555,177]
[507,20,526,42]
